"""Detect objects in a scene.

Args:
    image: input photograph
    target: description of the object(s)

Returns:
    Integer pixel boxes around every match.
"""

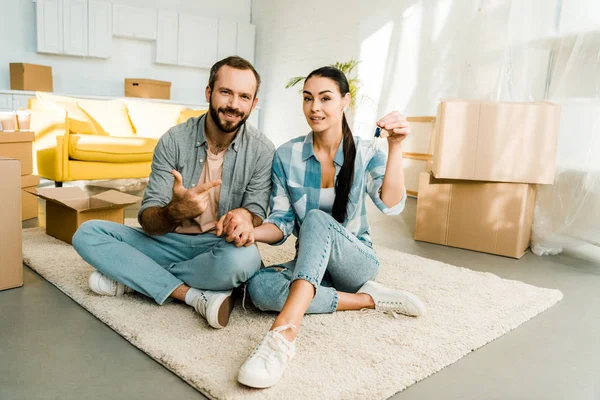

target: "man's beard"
[209,99,250,134]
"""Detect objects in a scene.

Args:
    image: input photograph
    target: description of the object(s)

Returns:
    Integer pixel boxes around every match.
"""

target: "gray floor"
[1,191,599,400]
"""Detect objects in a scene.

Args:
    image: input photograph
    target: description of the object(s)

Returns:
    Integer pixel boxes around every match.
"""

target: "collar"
[302,131,345,167]
[195,114,244,153]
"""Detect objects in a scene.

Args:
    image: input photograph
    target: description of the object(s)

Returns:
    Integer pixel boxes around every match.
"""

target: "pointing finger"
[194,179,222,194]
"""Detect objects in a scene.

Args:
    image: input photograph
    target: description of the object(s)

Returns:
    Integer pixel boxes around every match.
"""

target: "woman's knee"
[301,209,332,232]
[247,268,288,312]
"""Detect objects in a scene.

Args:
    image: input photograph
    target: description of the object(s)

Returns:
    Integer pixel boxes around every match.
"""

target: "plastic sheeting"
[470,1,600,255]
[358,0,598,255]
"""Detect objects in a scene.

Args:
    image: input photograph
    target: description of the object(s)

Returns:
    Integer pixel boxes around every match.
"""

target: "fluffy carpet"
[22,221,563,400]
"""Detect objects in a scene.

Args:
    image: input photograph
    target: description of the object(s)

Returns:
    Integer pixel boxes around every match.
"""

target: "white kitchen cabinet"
[88,0,112,58]
[217,20,237,60]
[236,23,256,64]
[156,10,179,65]
[36,0,63,54]
[177,14,218,68]
[12,95,34,110]
[63,0,88,56]
[112,4,157,40]
[0,94,13,111]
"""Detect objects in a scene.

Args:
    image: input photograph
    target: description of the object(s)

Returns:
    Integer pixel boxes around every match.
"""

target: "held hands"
[215,208,256,247]
[169,170,221,220]
[376,111,410,145]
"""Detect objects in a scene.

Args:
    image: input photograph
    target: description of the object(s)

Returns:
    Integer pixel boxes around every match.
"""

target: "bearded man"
[73,56,275,329]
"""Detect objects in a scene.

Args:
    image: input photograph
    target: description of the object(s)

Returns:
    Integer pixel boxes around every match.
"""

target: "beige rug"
[22,221,563,400]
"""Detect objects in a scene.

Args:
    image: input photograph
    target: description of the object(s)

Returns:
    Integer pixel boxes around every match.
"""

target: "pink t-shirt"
[175,148,224,234]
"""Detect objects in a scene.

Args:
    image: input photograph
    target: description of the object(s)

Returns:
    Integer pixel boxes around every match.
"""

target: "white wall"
[0,0,251,104]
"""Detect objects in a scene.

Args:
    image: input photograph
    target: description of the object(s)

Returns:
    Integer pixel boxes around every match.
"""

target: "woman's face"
[302,76,350,134]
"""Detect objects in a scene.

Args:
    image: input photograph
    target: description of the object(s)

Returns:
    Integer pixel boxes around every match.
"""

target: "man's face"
[206,66,258,133]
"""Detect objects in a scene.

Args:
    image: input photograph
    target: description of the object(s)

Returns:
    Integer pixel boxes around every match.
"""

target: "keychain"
[372,126,389,151]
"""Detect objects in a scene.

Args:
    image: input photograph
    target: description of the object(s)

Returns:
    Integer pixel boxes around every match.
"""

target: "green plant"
[285,59,360,108]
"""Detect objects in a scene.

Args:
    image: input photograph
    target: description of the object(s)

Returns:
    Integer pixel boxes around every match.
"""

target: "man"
[72,56,275,329]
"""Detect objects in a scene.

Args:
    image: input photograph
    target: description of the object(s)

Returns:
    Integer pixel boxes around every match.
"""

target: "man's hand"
[167,170,221,222]
[215,208,255,247]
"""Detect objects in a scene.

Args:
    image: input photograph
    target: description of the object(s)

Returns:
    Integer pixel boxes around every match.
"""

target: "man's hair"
[208,56,261,97]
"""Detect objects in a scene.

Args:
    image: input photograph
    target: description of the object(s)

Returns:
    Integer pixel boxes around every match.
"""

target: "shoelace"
[359,301,408,319]
[194,292,209,317]
[251,324,296,364]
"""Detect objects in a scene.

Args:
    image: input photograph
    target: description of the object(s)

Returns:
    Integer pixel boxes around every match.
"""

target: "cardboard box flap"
[89,190,141,208]
[21,174,40,188]
[25,187,89,210]
[26,187,140,212]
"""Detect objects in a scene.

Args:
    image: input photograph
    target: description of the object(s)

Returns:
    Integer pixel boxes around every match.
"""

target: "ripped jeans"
[247,209,380,313]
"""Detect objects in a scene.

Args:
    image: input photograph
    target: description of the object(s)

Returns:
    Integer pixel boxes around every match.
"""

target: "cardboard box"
[125,78,171,100]
[0,158,23,291]
[27,187,141,245]
[414,172,536,258]
[431,99,561,184]
[403,157,429,197]
[21,174,40,221]
[10,63,53,92]
[0,131,34,175]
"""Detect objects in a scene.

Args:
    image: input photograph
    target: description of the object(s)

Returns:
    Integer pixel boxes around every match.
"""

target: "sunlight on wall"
[432,0,453,41]
[387,3,422,114]
[354,21,394,139]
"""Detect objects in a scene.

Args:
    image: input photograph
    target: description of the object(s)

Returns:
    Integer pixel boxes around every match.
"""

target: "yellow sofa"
[29,92,207,186]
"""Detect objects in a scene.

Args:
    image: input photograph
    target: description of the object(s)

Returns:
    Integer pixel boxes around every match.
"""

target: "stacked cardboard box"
[414,99,561,258]
[0,158,23,291]
[0,131,40,220]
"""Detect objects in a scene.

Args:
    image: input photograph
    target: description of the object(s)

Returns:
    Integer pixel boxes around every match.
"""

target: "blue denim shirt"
[264,132,406,247]
[138,115,275,225]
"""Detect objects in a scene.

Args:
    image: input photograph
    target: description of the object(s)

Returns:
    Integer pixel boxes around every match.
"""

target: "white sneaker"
[237,324,296,388]
[358,280,426,317]
[190,290,234,329]
[88,271,134,297]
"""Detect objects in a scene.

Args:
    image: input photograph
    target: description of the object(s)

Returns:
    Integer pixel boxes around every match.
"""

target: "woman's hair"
[305,66,356,223]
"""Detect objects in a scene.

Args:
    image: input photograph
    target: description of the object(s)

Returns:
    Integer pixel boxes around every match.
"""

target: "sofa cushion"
[35,92,100,135]
[124,100,189,139]
[77,99,136,137]
[69,134,156,163]
[178,109,208,124]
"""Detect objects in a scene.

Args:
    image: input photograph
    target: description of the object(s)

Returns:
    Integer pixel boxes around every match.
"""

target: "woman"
[237,66,426,389]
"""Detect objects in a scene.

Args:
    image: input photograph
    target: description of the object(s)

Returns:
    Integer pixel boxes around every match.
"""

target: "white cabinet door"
[236,23,256,64]
[88,0,112,58]
[177,14,218,68]
[156,10,179,65]
[0,94,13,111]
[113,4,157,40]
[36,0,63,54]
[217,20,237,60]
[12,95,34,111]
[63,0,88,56]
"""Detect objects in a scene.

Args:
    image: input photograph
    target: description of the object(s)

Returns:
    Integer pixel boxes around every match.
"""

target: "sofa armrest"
[31,109,69,180]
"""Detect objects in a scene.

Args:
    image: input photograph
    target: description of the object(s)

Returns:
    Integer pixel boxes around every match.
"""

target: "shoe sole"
[217,294,234,328]
[238,370,283,388]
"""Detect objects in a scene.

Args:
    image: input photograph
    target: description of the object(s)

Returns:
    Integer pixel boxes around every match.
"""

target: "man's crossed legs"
[72,220,261,328]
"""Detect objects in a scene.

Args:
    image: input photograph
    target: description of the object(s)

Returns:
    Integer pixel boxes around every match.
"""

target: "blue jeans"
[247,209,380,314]
[72,220,262,305]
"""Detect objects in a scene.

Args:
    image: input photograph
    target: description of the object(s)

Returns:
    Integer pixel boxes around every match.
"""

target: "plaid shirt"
[264,132,406,247]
